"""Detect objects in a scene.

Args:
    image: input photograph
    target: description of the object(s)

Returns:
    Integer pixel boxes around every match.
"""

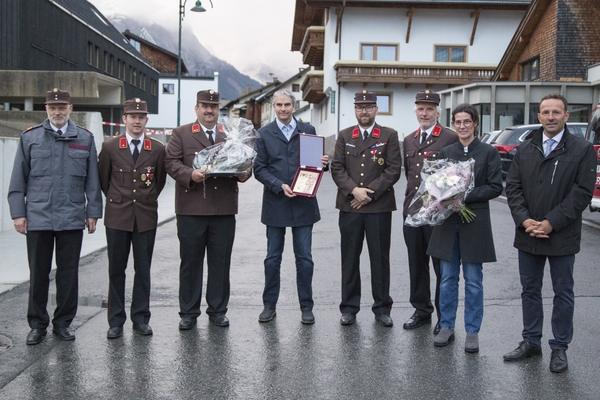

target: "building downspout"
[336,3,345,137]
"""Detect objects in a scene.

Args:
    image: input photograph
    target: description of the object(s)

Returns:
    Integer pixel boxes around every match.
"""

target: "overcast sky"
[89,0,303,83]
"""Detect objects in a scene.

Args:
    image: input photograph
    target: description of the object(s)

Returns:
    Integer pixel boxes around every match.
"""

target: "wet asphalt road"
[1,174,600,399]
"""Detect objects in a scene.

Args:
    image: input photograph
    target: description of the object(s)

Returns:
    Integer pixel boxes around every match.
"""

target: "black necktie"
[131,139,140,163]
[363,130,369,141]
[421,131,427,144]
[207,130,215,145]
[57,129,63,136]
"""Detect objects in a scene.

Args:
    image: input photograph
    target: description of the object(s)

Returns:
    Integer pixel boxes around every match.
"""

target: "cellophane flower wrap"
[193,116,259,175]
[404,158,476,227]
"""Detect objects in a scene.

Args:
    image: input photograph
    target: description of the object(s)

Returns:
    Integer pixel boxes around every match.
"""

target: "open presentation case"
[291,134,325,197]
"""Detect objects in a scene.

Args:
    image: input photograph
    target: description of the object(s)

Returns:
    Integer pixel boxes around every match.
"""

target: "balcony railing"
[335,61,496,84]
[300,27,325,67]
[301,71,326,104]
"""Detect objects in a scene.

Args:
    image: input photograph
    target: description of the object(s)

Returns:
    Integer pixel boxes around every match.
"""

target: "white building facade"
[146,73,219,131]
[292,1,530,144]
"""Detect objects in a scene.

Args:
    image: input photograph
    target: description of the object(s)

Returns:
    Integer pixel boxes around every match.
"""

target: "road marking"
[583,220,600,229]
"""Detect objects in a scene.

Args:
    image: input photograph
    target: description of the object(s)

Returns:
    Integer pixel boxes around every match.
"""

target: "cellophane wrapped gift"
[193,116,259,175]
[404,158,476,227]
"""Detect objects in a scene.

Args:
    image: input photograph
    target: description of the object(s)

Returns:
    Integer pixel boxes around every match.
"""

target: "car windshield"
[494,128,521,145]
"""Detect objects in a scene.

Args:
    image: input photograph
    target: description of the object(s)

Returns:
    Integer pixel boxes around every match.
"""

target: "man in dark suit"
[254,89,328,325]
[98,98,167,339]
[165,90,250,330]
[331,90,401,327]
[504,93,595,373]
[402,90,458,335]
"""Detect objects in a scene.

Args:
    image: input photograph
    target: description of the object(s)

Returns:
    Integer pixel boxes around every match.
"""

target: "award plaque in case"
[291,134,325,197]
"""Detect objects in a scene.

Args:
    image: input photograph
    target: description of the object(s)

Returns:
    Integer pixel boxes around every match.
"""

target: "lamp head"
[191,1,206,12]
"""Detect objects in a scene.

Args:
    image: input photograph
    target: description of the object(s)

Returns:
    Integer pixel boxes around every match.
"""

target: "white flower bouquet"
[404,158,476,227]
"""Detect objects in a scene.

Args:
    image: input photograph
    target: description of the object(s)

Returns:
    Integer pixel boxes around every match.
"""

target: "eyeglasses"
[453,119,473,127]
[355,105,375,112]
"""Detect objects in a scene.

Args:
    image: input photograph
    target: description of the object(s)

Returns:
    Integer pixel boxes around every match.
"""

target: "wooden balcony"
[300,27,325,67]
[301,71,326,104]
[334,61,496,85]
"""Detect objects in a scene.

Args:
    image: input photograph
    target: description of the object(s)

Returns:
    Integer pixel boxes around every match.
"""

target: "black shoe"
[550,349,568,373]
[340,313,356,325]
[258,307,276,323]
[433,322,441,335]
[132,323,153,336]
[179,317,197,331]
[107,326,123,339]
[26,328,47,345]
[53,326,75,341]
[209,314,230,327]
[375,313,393,327]
[503,341,542,361]
[402,313,432,330]
[301,310,315,325]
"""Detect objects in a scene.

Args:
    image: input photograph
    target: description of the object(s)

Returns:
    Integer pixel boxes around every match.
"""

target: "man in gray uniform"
[8,88,103,345]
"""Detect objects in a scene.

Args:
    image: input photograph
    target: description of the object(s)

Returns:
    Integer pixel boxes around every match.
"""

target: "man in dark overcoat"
[165,90,250,330]
[504,93,596,373]
[331,90,401,327]
[254,89,328,325]
[8,88,103,345]
[98,98,167,338]
[402,90,457,334]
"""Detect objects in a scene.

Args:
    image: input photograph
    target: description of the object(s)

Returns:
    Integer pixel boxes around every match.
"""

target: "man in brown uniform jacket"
[98,98,167,339]
[165,90,250,330]
[402,90,457,334]
[331,90,401,327]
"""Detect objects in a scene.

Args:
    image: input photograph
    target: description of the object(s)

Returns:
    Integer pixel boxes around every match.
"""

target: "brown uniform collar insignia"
[413,125,442,138]
[143,138,151,150]
[352,128,359,139]
[217,124,224,133]
[119,137,128,149]
[372,127,380,139]
[192,124,200,133]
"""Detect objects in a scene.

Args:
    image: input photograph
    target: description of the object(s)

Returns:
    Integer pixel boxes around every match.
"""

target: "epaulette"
[23,123,43,134]
[149,137,165,146]
[72,123,94,136]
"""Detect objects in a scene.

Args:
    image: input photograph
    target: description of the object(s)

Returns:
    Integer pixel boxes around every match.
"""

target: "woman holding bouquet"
[427,103,502,352]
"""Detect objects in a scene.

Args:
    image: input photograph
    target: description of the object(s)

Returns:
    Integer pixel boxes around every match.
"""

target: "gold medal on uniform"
[141,174,147,181]
[378,158,384,165]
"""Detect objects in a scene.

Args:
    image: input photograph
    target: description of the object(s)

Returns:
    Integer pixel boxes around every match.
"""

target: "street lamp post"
[177,0,209,127]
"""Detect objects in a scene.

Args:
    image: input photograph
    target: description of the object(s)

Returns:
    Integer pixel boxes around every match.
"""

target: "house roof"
[292,0,531,51]
[49,0,157,72]
[491,0,551,81]
[122,30,188,74]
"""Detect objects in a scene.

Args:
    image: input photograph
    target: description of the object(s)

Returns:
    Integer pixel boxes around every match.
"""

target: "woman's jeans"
[439,228,483,334]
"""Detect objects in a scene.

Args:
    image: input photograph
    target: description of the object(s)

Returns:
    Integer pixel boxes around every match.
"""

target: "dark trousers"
[26,230,83,329]
[177,214,235,318]
[339,211,393,315]
[403,223,441,320]
[262,225,314,311]
[106,221,156,327]
[518,250,575,350]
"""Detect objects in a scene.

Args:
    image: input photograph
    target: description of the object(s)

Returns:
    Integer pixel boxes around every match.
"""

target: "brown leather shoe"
[503,341,542,361]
